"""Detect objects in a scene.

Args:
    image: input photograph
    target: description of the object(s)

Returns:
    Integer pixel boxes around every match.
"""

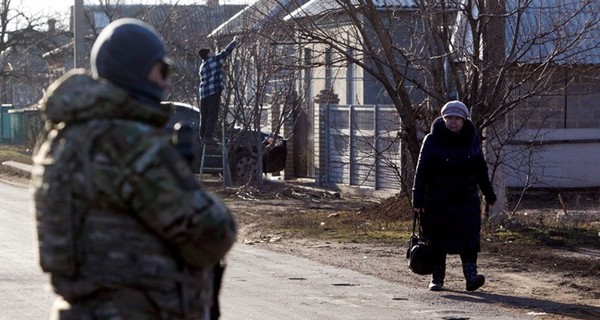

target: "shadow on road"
[441,291,600,319]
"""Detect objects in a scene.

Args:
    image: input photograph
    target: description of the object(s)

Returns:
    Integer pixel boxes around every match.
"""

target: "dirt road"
[2,162,599,319]
[0,177,534,320]
[216,178,600,320]
[221,243,526,319]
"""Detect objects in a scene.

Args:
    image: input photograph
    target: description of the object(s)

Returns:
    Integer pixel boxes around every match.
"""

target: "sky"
[20,0,249,16]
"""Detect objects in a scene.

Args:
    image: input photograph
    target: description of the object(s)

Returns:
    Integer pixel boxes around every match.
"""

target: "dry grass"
[232,186,600,254]
[0,145,33,164]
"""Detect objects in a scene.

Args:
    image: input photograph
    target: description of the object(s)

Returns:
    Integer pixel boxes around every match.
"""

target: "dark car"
[162,101,287,181]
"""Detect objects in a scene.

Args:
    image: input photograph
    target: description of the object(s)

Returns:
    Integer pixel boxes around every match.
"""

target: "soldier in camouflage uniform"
[31,18,236,320]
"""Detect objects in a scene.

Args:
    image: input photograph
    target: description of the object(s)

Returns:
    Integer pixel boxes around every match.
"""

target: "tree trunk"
[481,0,507,222]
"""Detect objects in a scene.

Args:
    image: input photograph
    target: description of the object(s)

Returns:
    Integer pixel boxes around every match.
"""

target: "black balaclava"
[91,18,170,106]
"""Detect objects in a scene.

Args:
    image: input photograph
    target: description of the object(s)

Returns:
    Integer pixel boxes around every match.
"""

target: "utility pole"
[481,0,507,222]
[74,0,85,69]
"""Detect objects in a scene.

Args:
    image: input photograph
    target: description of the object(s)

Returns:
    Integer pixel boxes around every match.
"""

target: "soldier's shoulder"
[42,70,128,124]
[46,69,94,96]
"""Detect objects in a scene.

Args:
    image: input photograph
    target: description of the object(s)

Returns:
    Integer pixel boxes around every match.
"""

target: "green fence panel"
[9,110,23,145]
[0,104,13,144]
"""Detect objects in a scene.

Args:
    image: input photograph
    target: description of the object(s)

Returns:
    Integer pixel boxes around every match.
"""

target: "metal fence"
[319,104,402,190]
[0,105,43,147]
[318,106,600,191]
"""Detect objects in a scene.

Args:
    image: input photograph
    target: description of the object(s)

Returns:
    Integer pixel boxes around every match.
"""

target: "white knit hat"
[441,101,470,120]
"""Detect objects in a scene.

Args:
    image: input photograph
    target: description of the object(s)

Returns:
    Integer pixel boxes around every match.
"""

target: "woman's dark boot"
[463,262,485,291]
[428,265,445,291]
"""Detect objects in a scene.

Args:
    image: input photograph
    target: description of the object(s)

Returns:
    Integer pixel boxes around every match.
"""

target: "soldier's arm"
[113,134,237,267]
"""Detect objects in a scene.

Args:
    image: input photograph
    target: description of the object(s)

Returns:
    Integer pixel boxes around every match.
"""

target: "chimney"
[47,19,57,32]
[206,0,219,8]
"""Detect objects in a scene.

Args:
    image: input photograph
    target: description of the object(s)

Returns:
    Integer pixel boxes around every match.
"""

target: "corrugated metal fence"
[0,105,43,147]
[317,104,402,191]
[316,106,600,190]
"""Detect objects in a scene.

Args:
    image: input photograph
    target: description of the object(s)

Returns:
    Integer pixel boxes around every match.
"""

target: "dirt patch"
[211,178,600,320]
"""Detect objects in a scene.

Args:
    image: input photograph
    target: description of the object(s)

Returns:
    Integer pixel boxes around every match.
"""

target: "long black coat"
[412,117,496,254]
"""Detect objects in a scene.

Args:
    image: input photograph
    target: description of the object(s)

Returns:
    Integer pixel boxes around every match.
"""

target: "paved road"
[0,181,55,320]
[0,180,531,319]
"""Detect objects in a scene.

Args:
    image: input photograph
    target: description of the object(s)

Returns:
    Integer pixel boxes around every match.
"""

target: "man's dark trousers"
[200,90,222,141]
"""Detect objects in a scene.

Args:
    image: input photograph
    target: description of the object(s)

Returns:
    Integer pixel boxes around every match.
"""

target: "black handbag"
[406,210,433,275]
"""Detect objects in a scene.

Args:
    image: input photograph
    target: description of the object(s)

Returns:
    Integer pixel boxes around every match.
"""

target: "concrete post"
[280,92,298,180]
[73,0,85,69]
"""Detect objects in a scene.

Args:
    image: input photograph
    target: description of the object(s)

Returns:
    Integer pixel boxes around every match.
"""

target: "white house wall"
[505,129,600,189]
[306,37,366,106]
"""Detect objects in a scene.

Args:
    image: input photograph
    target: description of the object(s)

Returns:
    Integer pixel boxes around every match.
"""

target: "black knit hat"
[198,48,211,60]
[91,18,171,105]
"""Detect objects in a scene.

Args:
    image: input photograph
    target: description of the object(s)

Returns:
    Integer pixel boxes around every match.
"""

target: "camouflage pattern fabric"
[32,69,237,319]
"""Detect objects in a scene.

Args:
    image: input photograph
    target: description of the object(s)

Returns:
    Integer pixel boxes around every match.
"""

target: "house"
[208,0,428,185]
[284,0,440,107]
[204,0,310,180]
[0,19,71,110]
[455,0,600,189]
[282,0,451,190]
[291,0,600,190]
[0,19,71,146]
[211,0,600,191]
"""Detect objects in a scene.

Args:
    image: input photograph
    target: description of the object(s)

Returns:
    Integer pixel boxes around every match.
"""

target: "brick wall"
[313,90,339,186]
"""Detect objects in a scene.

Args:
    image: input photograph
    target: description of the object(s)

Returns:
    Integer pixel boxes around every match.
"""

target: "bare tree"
[0,0,72,107]
[279,0,597,153]
[230,0,600,209]
[78,2,211,104]
[219,31,304,186]
[204,0,308,187]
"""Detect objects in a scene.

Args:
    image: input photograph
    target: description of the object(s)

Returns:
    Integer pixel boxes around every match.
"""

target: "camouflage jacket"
[31,69,236,318]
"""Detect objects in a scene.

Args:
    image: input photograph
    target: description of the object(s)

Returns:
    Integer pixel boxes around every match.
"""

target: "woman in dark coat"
[412,100,497,292]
